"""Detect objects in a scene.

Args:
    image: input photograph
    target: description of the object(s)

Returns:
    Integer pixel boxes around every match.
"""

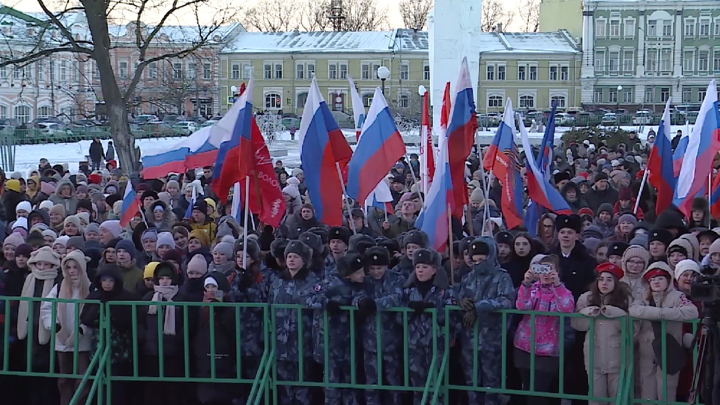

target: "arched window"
[519,95,534,109]
[488,95,503,108]
[38,105,52,118]
[265,92,282,109]
[551,95,566,108]
[14,105,31,123]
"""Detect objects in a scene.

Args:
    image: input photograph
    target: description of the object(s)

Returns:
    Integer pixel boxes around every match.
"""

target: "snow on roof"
[222,30,413,54]
[499,31,579,54]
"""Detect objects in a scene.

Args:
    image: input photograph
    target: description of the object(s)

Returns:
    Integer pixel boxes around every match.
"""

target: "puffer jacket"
[190,221,217,241]
[144,200,176,231]
[572,292,632,374]
[514,280,575,356]
[49,180,79,215]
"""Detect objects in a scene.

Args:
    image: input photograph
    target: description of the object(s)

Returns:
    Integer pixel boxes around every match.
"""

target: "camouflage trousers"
[363,351,401,405]
[461,337,502,405]
[276,360,313,405]
[409,345,444,405]
[325,358,359,405]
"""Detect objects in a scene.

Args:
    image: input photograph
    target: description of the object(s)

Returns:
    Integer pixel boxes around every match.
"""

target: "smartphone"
[215,290,224,302]
[531,263,552,275]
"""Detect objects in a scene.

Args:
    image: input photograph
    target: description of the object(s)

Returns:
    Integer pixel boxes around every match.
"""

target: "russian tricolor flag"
[299,77,353,227]
[446,58,478,220]
[519,115,572,216]
[348,76,366,140]
[673,80,720,216]
[482,99,524,229]
[142,127,217,179]
[523,103,557,236]
[415,117,454,253]
[346,87,406,205]
[364,179,394,215]
[119,184,140,227]
[211,76,255,202]
[648,99,676,215]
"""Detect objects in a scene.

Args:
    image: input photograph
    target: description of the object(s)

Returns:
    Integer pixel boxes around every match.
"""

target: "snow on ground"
[9,123,680,176]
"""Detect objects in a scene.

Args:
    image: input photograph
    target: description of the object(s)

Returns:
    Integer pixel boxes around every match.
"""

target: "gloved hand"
[358,298,377,316]
[459,298,475,312]
[326,300,342,315]
[408,301,426,315]
[462,311,476,328]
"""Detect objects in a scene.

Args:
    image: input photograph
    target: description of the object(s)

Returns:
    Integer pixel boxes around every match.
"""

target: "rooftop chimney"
[496,23,503,32]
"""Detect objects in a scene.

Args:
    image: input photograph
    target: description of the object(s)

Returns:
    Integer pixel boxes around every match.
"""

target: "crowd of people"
[0,134,710,405]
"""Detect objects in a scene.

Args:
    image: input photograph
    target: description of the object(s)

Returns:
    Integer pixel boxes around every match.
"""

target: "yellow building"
[539,0,584,39]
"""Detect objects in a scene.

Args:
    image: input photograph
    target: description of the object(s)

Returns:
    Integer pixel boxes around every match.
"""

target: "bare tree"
[0,0,238,171]
[299,0,331,31]
[398,0,432,30]
[482,0,514,32]
[516,0,540,33]
[242,0,296,32]
[343,0,389,31]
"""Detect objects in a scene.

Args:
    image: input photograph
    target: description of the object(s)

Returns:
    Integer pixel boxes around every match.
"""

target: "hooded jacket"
[49,180,79,215]
[560,181,589,214]
[144,200,176,231]
[586,184,619,214]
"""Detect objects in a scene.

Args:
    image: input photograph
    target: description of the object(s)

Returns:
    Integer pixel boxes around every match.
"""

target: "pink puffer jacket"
[514,281,575,356]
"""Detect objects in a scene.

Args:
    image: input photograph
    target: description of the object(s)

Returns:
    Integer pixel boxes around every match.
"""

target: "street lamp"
[418,85,427,96]
[230,85,238,104]
[377,66,390,97]
[616,85,622,128]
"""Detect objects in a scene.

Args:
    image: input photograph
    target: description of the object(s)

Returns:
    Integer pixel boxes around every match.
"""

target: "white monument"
[428,1,482,132]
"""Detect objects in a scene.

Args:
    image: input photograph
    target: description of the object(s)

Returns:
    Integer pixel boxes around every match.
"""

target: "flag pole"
[242,175,249,268]
[448,206,455,286]
[709,172,713,228]
[405,154,424,207]
[634,169,650,215]
[421,92,429,197]
[335,162,357,234]
[476,143,493,235]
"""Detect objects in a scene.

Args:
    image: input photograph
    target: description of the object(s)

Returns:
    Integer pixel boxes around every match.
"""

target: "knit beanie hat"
[144,262,159,279]
[53,236,69,248]
[28,246,61,267]
[469,188,484,204]
[39,200,54,210]
[189,229,211,247]
[187,254,209,275]
[621,245,649,271]
[15,243,33,258]
[63,215,82,231]
[156,232,176,249]
[116,239,137,260]
[42,229,57,242]
[618,214,638,227]
[674,259,701,281]
[709,238,720,256]
[12,217,28,231]
[141,228,158,242]
[629,233,648,249]
[16,201,31,214]
[166,180,180,191]
[84,223,100,236]
[50,203,66,218]
[213,241,234,258]
[99,220,122,238]
[3,233,24,249]
[5,179,20,193]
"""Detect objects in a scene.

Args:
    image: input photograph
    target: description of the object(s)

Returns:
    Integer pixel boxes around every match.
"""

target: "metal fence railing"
[0,297,703,405]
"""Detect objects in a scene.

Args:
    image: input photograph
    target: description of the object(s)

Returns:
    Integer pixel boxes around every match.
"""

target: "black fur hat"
[308,226,330,245]
[364,246,390,267]
[555,214,582,233]
[403,230,429,249]
[234,238,262,263]
[284,240,313,265]
[412,248,441,268]
[328,226,351,245]
[337,251,364,277]
[349,234,376,255]
[271,239,289,259]
[298,232,323,255]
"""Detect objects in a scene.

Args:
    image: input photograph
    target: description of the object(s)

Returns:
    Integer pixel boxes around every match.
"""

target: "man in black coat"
[585,172,619,213]
[89,138,106,171]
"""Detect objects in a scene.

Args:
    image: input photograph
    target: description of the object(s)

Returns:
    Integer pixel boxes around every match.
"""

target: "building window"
[274,63,283,79]
[698,51,709,71]
[328,62,347,80]
[518,65,526,80]
[715,20,720,36]
[37,61,44,81]
[361,63,370,80]
[60,61,67,82]
[72,61,79,83]
[624,19,635,37]
[560,65,569,80]
[660,49,672,71]
[550,65,558,80]
[594,89,603,103]
[623,51,634,72]
[148,62,157,80]
[596,19,606,37]
[296,64,304,79]
[329,64,337,79]
[232,63,240,79]
[119,61,128,79]
[685,20,695,37]
[14,105,30,123]
[595,50,605,72]
[13,66,20,80]
[663,20,672,36]
[187,63,197,79]
[265,92,282,109]
[297,92,308,109]
[683,87,692,103]
[0,65,7,80]
[684,51,695,73]
[264,64,272,79]
[488,95,503,108]
[700,19,710,36]
[714,51,720,71]
[647,20,657,37]
[38,106,51,118]
[423,64,430,80]
[398,93,410,108]
[519,95,534,109]
[243,64,252,79]
[25,65,33,80]
[623,89,633,103]
[203,63,211,80]
[699,89,707,102]
[306,63,315,78]
[400,63,409,80]
[609,52,620,72]
[551,95,566,108]
[486,65,495,80]
[610,20,620,37]
[0,105,6,119]
[609,90,617,103]
[173,63,182,79]
[645,88,654,103]
[647,48,658,73]
[49,61,55,82]
[661,87,670,102]
[497,65,506,80]
[529,65,537,80]
[362,93,373,107]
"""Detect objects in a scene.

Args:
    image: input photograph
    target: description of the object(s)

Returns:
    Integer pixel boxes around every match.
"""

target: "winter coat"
[572,292,631,374]
[384,215,416,239]
[367,207,397,238]
[586,186,619,214]
[548,242,597,299]
[621,271,647,302]
[514,281,575,357]
[106,144,115,162]
[89,140,105,162]
[192,299,237,403]
[190,220,217,241]
[49,180,79,215]
[144,201,176,231]
[2,190,27,223]
[282,213,321,239]
[560,182,589,214]
[117,261,143,294]
[40,284,92,352]
[140,290,184,357]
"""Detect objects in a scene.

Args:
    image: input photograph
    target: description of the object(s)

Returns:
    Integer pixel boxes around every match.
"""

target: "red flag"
[420,91,435,194]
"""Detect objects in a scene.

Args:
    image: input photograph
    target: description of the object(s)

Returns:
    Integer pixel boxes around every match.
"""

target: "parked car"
[134,115,159,124]
[281,117,301,130]
[632,110,654,125]
[37,122,70,137]
[523,111,545,126]
[202,117,222,128]
[0,118,20,131]
[162,114,181,124]
[486,113,501,126]
[555,112,575,126]
[142,122,174,136]
[601,113,618,125]
[174,121,198,135]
